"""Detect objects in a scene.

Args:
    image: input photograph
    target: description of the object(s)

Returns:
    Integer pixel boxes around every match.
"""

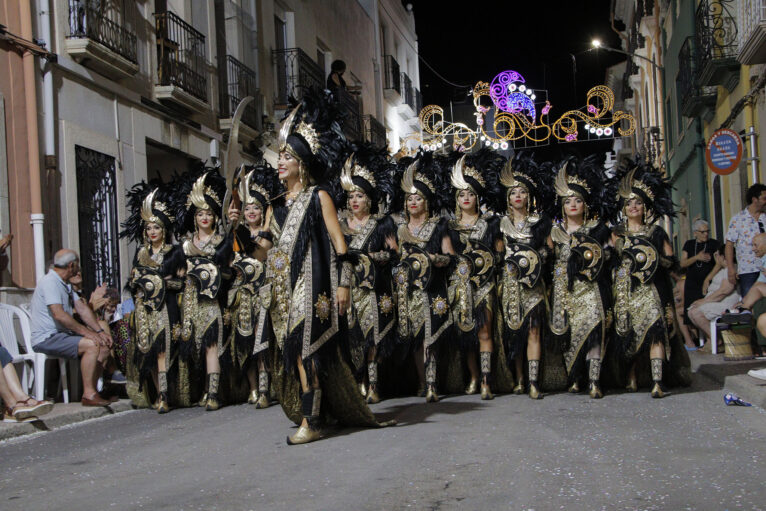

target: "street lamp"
[589,39,664,162]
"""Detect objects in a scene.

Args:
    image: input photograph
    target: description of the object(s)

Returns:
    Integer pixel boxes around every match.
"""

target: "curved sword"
[222,95,255,233]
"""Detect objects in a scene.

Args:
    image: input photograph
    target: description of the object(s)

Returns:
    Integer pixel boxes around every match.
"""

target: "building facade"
[0,0,421,297]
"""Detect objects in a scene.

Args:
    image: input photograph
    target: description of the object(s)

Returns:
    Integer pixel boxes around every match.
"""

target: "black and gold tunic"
[497,214,551,365]
[549,220,612,384]
[394,216,453,354]
[448,216,499,349]
[341,214,397,374]
[612,223,691,386]
[126,244,183,400]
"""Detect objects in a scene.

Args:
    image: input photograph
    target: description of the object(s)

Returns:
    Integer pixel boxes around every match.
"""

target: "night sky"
[410,0,627,161]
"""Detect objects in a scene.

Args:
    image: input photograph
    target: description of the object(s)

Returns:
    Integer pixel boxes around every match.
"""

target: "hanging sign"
[706,128,743,175]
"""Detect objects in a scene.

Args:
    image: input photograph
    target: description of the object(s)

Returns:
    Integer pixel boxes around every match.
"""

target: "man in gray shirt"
[31,249,114,406]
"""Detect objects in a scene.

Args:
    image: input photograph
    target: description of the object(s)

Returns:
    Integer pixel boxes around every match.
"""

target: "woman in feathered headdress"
[172,164,232,411]
[446,148,504,400]
[547,155,615,399]
[120,181,184,413]
[267,88,389,445]
[494,152,553,400]
[611,156,691,397]
[224,163,281,409]
[392,151,455,402]
[335,142,397,404]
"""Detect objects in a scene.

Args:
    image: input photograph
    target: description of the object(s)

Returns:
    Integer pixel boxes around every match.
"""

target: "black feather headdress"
[172,162,227,237]
[338,141,395,214]
[615,154,674,221]
[551,154,617,222]
[448,148,505,215]
[120,180,175,244]
[239,162,282,210]
[395,150,451,217]
[497,151,554,215]
[278,87,348,186]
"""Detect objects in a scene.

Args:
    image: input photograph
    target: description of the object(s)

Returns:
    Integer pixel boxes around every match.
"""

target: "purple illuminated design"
[489,70,536,119]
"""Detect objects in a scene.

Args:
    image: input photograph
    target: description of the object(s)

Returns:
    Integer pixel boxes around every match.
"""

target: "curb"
[694,358,766,409]
[0,399,134,442]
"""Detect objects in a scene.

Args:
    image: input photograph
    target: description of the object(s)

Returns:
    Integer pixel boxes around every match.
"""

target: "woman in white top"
[687,246,739,340]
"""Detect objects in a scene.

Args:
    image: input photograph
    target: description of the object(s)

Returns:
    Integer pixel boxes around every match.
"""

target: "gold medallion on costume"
[185,256,222,299]
[624,235,658,283]
[465,239,494,288]
[506,241,542,288]
[570,232,604,282]
[350,249,376,290]
[401,244,432,290]
[132,267,166,311]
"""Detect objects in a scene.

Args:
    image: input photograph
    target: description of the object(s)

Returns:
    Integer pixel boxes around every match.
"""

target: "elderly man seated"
[687,246,740,342]
[30,249,114,406]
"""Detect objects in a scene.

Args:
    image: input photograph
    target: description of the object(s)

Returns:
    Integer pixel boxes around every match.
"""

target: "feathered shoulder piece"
[615,154,674,220]
[171,161,227,237]
[449,148,505,214]
[278,87,348,186]
[120,180,175,244]
[499,151,553,214]
[339,141,395,214]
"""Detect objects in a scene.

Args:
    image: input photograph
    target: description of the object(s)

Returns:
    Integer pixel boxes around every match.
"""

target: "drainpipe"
[745,103,760,185]
[20,0,46,283]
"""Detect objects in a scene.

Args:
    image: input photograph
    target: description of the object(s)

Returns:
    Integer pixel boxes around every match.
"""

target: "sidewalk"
[690,350,766,409]
[0,399,134,442]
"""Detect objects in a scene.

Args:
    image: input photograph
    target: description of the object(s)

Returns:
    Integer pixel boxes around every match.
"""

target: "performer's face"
[278,151,300,180]
[244,203,263,226]
[457,189,477,213]
[348,190,369,215]
[407,193,426,216]
[564,196,584,218]
[145,222,163,243]
[196,209,215,230]
[626,197,644,221]
[508,186,528,211]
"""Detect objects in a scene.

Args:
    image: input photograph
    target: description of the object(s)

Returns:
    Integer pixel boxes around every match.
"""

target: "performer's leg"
[204,345,221,411]
[478,321,493,400]
[587,345,603,399]
[425,345,438,403]
[513,356,525,394]
[626,360,638,392]
[649,342,669,398]
[527,325,542,399]
[288,356,322,445]
[366,346,380,404]
[465,350,479,395]
[255,354,270,409]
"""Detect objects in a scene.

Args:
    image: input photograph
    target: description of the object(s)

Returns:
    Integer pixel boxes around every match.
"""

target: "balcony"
[678,37,716,119]
[696,0,740,90]
[65,0,138,80]
[363,114,387,149]
[383,55,401,102]
[415,88,423,114]
[337,88,362,142]
[219,55,262,139]
[738,0,766,64]
[272,48,324,108]
[154,11,209,113]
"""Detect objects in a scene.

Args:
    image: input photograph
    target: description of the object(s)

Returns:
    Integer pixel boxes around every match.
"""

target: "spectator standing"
[680,220,720,329]
[29,249,114,406]
[725,183,766,296]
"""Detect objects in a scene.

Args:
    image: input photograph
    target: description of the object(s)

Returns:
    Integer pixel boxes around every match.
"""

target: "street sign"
[706,128,743,175]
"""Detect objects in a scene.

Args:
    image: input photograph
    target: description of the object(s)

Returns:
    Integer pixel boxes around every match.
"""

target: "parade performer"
[173,167,232,411]
[120,182,184,412]
[264,88,389,445]
[226,164,280,408]
[336,144,397,404]
[548,156,614,399]
[495,153,553,399]
[447,149,503,400]
[612,157,692,397]
[393,152,454,402]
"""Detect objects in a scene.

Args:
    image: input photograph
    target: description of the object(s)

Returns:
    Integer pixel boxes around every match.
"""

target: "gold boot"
[359,382,368,398]
[625,377,638,393]
[513,379,525,395]
[247,390,259,405]
[366,385,381,404]
[479,352,493,400]
[480,383,494,400]
[465,379,479,395]
[255,370,270,408]
[588,359,603,399]
[286,425,322,445]
[204,373,220,411]
[425,384,439,403]
[568,381,580,393]
[255,393,270,409]
[197,392,208,407]
[528,381,543,400]
[527,361,542,399]
[367,362,380,403]
[650,382,671,398]
[588,382,603,399]
[157,392,170,414]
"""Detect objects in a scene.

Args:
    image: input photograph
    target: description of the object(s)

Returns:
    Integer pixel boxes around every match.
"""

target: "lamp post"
[590,39,664,163]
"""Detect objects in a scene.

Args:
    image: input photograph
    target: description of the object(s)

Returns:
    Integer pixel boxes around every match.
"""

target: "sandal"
[17,398,53,418]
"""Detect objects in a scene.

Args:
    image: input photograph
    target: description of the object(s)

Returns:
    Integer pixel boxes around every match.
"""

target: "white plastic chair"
[0,303,69,402]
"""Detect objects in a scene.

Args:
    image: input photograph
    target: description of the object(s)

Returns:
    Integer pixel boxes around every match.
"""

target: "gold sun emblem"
[379,294,394,314]
[431,296,448,316]
[315,293,331,322]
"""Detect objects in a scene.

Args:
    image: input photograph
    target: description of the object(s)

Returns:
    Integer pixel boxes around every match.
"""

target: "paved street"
[1,371,765,511]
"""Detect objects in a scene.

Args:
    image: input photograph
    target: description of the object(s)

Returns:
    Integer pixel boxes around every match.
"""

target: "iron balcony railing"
[737,0,766,64]
[696,0,739,63]
[678,36,716,117]
[402,72,414,110]
[415,88,423,114]
[621,60,639,100]
[636,0,655,21]
[272,48,324,105]
[220,55,261,131]
[337,88,362,141]
[383,55,401,95]
[67,0,137,64]
[154,11,208,102]
[363,114,387,149]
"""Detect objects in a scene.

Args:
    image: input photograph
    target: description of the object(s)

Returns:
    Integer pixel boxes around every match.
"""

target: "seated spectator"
[687,246,740,342]
[723,233,766,316]
[672,272,699,350]
[30,249,114,406]
[1,345,53,421]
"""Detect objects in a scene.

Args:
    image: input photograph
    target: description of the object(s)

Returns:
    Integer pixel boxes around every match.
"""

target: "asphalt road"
[1,373,765,511]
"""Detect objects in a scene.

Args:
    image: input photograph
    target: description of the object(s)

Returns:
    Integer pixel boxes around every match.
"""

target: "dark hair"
[104,288,120,303]
[331,60,346,73]
[746,183,766,205]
